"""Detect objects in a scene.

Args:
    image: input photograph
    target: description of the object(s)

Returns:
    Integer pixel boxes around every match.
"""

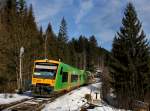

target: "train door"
[61,71,68,90]
[67,72,71,91]
[78,74,80,87]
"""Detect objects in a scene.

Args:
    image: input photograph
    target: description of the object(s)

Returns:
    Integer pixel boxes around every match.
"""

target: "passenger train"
[31,59,88,95]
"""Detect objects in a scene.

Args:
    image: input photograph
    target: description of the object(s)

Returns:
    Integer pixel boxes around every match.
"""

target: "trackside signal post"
[18,46,24,93]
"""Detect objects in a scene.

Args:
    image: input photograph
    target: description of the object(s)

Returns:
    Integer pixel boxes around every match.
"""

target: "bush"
[84,94,92,102]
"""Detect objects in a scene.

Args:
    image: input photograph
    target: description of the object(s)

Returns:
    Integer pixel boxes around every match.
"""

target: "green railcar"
[31,59,87,94]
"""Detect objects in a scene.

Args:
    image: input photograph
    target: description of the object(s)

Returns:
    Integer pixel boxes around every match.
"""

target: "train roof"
[34,59,60,64]
[34,59,84,72]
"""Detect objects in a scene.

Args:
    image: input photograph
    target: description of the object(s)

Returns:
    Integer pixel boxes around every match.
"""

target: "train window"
[71,75,78,82]
[34,62,58,79]
[62,72,68,82]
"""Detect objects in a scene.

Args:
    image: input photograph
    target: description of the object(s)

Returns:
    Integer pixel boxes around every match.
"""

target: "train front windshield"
[33,62,58,79]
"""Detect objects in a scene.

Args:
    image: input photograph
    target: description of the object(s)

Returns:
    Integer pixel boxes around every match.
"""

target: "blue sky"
[26,0,150,50]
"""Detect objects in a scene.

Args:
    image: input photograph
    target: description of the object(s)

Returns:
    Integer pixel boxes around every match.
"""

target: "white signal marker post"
[19,46,24,93]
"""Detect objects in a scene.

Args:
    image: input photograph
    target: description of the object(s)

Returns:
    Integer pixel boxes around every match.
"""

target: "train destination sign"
[35,65,57,70]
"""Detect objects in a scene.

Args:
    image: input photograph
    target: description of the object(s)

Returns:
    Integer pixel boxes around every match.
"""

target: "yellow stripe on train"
[32,78,55,86]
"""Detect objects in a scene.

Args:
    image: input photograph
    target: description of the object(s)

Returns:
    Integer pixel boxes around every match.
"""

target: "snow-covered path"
[42,83,126,111]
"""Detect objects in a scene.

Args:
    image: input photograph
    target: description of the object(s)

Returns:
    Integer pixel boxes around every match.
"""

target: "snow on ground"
[42,85,92,111]
[42,83,127,111]
[0,93,31,104]
[88,106,127,111]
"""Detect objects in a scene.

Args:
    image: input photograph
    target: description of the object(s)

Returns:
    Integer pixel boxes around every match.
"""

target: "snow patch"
[42,82,128,111]
[0,93,31,105]
[42,83,101,111]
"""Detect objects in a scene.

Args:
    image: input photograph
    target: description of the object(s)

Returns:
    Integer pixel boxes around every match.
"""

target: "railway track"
[2,97,53,111]
[1,92,65,111]
[0,98,32,110]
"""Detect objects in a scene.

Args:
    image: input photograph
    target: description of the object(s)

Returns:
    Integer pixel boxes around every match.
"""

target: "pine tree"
[111,3,150,107]
[36,26,44,59]
[45,23,57,59]
[68,39,77,67]
[86,36,98,71]
[58,17,68,42]
[17,0,26,13]
[57,17,69,62]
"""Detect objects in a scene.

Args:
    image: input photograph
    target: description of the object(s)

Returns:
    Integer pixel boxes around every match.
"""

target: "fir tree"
[111,3,150,107]
[57,17,69,62]
[58,17,68,42]
[18,0,25,12]
[46,23,57,59]
[86,36,98,71]
[68,39,77,67]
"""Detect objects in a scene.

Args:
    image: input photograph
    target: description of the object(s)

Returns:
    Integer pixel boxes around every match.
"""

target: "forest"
[101,3,150,109]
[0,0,107,92]
[0,0,149,110]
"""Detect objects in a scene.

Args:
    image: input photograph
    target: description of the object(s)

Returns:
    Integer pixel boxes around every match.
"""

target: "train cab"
[31,59,59,94]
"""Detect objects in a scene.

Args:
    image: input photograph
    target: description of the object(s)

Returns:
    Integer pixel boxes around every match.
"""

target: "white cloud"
[75,0,123,43]
[27,0,74,23]
[37,4,62,22]
[34,2,62,22]
[98,30,115,43]
[75,0,93,24]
